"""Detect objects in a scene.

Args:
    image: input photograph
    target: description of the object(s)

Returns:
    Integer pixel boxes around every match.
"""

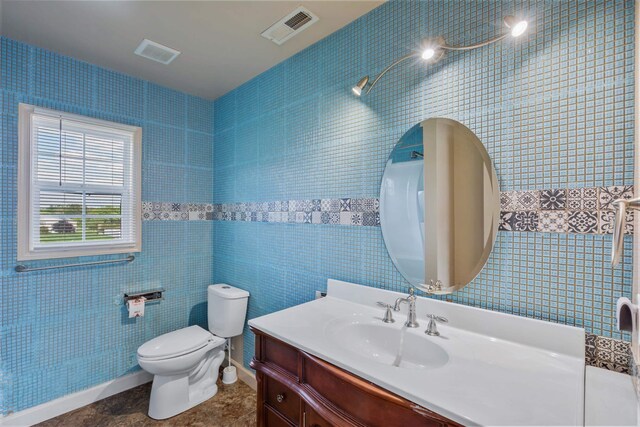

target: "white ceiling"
[1,1,383,100]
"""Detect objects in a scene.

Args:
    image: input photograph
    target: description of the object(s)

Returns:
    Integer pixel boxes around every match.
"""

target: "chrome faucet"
[393,287,419,328]
[424,279,443,294]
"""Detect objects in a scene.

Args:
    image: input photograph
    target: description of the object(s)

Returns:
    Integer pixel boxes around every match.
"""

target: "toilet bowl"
[136,284,250,420]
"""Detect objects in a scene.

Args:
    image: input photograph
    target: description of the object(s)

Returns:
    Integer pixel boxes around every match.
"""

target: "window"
[18,104,141,260]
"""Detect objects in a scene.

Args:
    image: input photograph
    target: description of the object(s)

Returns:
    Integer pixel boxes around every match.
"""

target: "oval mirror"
[380,118,500,294]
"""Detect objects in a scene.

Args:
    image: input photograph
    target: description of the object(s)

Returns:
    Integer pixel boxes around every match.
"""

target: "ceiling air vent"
[261,6,319,46]
[134,39,181,65]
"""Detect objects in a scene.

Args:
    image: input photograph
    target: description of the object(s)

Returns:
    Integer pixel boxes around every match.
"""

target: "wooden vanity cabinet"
[250,327,461,427]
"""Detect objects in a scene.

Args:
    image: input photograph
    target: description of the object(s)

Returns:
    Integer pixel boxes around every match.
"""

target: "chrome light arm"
[611,197,640,267]
[439,33,508,51]
[365,52,420,95]
[356,15,527,96]
[363,34,506,95]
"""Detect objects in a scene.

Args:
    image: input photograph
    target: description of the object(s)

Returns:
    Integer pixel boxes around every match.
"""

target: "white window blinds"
[18,104,141,260]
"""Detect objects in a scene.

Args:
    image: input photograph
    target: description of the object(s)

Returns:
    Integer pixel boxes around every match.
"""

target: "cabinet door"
[265,376,301,425]
[266,405,296,427]
[304,404,333,427]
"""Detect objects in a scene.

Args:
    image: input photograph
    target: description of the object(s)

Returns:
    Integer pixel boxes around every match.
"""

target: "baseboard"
[0,370,153,427]
[231,358,257,391]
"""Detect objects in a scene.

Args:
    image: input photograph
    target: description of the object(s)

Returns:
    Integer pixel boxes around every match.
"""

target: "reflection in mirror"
[379,118,500,294]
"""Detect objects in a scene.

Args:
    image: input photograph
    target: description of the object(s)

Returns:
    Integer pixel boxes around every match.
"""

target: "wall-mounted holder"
[124,288,165,304]
[611,197,640,266]
[616,297,637,332]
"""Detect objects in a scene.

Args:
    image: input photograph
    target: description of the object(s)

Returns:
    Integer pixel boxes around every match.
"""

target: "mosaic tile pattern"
[197,185,633,234]
[585,333,632,374]
[207,198,379,226]
[567,188,598,211]
[1,37,214,415]
[142,202,214,221]
[600,210,635,235]
[1,0,635,415]
[212,0,635,377]
[540,189,566,210]
[600,186,635,211]
[568,211,600,234]
[499,186,635,235]
[537,211,569,233]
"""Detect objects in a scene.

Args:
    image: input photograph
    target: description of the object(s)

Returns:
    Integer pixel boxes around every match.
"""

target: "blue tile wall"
[0,37,214,414]
[212,0,636,370]
[0,0,636,413]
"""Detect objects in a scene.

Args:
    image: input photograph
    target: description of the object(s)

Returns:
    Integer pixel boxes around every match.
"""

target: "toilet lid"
[137,325,224,360]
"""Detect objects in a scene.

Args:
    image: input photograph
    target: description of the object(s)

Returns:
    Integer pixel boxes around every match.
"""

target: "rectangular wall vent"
[285,11,312,30]
[261,6,319,46]
[134,39,181,65]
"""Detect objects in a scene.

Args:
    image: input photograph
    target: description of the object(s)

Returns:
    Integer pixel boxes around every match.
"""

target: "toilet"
[137,284,250,420]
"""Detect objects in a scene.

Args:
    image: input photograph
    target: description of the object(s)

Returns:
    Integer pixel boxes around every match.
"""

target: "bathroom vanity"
[251,329,460,426]
[249,280,585,426]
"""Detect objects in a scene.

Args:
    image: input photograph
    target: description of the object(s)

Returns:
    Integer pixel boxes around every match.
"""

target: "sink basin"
[250,279,586,426]
[324,316,449,369]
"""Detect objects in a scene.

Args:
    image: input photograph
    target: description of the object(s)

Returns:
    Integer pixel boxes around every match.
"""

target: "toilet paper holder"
[124,288,165,304]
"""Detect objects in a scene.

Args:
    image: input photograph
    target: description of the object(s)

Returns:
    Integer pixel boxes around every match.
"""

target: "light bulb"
[510,20,528,37]
[504,15,528,37]
[421,48,436,60]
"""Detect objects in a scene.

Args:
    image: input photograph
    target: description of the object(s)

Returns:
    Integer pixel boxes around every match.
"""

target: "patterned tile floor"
[36,379,256,427]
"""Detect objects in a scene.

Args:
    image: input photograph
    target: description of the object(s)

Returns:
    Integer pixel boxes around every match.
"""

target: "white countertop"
[585,366,637,426]
[249,279,586,426]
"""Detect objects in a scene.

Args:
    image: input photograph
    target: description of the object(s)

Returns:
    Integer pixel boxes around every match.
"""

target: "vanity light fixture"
[352,15,529,96]
[352,76,369,96]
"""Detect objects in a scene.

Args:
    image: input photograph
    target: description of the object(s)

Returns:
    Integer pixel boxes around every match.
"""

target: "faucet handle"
[376,302,395,323]
[425,314,447,336]
[426,314,448,323]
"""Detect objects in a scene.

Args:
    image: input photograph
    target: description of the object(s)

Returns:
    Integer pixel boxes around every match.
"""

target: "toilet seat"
[138,325,225,361]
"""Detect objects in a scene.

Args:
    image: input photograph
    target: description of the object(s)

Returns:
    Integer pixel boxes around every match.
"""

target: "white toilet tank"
[207,284,250,338]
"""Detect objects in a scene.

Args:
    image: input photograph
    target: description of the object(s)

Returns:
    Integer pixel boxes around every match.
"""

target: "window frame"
[17,104,142,261]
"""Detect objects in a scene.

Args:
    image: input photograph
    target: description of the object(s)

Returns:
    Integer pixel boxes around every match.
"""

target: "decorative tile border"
[499,185,634,235]
[142,202,214,221]
[141,198,380,225]
[586,333,632,374]
[142,185,634,232]
[210,198,380,226]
